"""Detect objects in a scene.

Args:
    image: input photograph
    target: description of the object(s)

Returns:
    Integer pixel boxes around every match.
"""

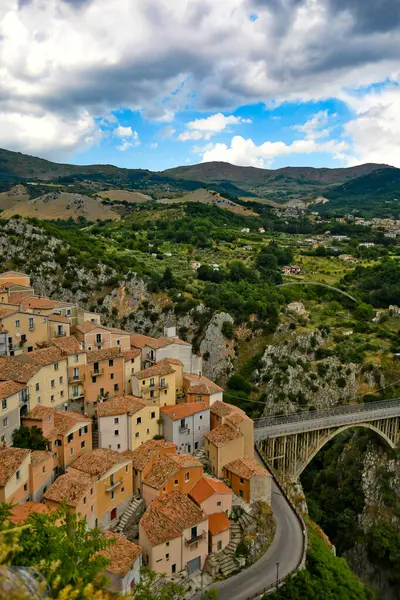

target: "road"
[194,478,304,600]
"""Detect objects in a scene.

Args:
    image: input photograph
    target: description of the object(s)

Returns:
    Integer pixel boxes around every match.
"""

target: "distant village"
[0,271,270,595]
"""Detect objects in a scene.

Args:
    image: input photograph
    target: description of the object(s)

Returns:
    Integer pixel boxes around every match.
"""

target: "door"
[187,557,201,575]
[110,507,117,521]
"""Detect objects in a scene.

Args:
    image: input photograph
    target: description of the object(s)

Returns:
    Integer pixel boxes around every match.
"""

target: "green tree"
[133,567,185,599]
[221,321,235,339]
[12,426,47,450]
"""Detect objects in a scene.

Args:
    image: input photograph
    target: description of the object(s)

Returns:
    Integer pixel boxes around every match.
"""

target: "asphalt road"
[195,478,305,600]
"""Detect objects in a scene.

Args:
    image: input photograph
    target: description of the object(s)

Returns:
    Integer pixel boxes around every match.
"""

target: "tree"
[221,321,235,339]
[12,426,47,450]
[134,567,185,599]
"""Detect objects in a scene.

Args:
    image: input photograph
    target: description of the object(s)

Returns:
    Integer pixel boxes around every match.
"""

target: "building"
[100,532,142,595]
[210,401,254,456]
[223,456,272,504]
[123,349,142,395]
[22,406,92,470]
[9,501,53,524]
[160,402,210,454]
[97,395,160,452]
[123,439,176,497]
[0,447,31,504]
[85,348,125,414]
[54,302,101,327]
[72,322,130,352]
[204,424,244,478]
[0,381,29,445]
[48,314,71,339]
[189,476,232,517]
[71,448,133,529]
[0,271,31,289]
[44,468,97,528]
[208,512,231,553]
[139,491,208,576]
[183,374,224,406]
[141,453,203,507]
[0,306,51,355]
[131,359,178,407]
[29,450,56,501]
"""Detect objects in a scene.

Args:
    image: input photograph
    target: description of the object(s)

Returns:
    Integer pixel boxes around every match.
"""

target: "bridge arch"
[276,281,358,303]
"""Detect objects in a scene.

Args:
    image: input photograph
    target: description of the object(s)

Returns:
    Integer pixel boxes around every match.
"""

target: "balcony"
[145,352,156,363]
[142,382,169,395]
[68,374,85,384]
[18,394,30,407]
[90,368,104,377]
[179,426,190,434]
[185,530,207,546]
[106,480,122,493]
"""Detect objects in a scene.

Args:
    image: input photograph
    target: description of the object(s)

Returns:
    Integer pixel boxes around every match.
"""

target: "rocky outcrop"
[200,312,235,383]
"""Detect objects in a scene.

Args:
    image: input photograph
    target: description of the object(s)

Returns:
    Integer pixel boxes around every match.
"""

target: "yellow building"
[48,314,71,339]
[0,381,29,446]
[0,447,31,504]
[131,359,178,407]
[0,306,50,355]
[97,395,160,452]
[210,401,254,456]
[0,271,31,288]
[72,322,130,352]
[204,424,244,478]
[123,349,142,395]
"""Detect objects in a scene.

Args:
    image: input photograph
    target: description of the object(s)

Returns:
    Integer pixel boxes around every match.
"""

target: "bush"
[221,320,235,339]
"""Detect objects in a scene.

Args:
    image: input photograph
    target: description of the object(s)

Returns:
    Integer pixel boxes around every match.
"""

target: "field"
[98,190,152,203]
[157,189,258,216]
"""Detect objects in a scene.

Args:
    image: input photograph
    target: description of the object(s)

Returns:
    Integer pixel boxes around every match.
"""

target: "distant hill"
[1,191,121,221]
[157,188,258,216]
[0,185,31,211]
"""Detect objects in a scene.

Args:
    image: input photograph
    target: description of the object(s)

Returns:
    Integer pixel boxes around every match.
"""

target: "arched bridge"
[277,281,358,303]
[254,399,400,480]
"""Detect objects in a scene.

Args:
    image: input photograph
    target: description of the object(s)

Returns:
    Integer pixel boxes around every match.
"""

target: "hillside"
[1,191,121,221]
[158,188,258,215]
[0,185,31,211]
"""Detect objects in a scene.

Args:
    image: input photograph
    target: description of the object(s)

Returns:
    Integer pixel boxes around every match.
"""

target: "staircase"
[193,447,209,471]
[113,496,144,536]
[92,430,99,449]
[238,511,256,532]
[218,540,240,577]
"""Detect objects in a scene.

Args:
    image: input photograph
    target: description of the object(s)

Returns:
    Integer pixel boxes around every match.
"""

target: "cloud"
[114,125,134,138]
[178,112,252,141]
[294,110,330,139]
[115,129,140,151]
[160,126,176,139]
[150,142,158,149]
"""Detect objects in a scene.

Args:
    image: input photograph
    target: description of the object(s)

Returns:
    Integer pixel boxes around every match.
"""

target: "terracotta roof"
[226,413,246,427]
[143,454,202,489]
[44,468,94,506]
[107,326,130,336]
[0,380,26,400]
[204,424,242,447]
[25,405,54,421]
[86,347,122,363]
[9,502,53,524]
[48,314,70,323]
[0,306,18,319]
[42,336,83,355]
[0,287,5,294]
[73,321,106,334]
[210,401,248,419]
[0,357,41,383]
[100,532,141,576]
[30,450,53,467]
[160,402,208,420]
[16,347,64,367]
[223,456,270,480]
[0,271,28,277]
[130,333,157,349]
[135,359,176,380]
[184,373,224,395]
[52,411,91,437]
[164,358,183,366]
[0,448,30,486]
[123,349,141,361]
[97,395,149,418]
[123,439,176,471]
[189,476,231,505]
[21,298,61,310]
[72,449,129,477]
[1,282,31,290]
[141,491,206,546]
[7,292,33,304]
[208,512,230,536]
[130,333,190,350]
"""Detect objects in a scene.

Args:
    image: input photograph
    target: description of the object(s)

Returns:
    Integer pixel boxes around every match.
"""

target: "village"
[0,271,272,596]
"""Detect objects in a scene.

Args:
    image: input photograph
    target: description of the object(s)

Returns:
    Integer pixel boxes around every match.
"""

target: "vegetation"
[12,426,47,450]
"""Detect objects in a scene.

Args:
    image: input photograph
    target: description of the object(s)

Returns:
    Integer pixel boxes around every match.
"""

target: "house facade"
[210,401,254,456]
[183,374,224,406]
[0,447,31,504]
[44,468,97,528]
[204,424,244,478]
[189,476,232,517]
[85,348,125,414]
[101,532,142,595]
[0,381,29,445]
[131,360,178,407]
[123,439,176,497]
[223,457,272,504]
[160,402,210,454]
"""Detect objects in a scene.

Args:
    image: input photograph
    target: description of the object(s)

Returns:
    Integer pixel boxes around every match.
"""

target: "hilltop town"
[0,270,272,596]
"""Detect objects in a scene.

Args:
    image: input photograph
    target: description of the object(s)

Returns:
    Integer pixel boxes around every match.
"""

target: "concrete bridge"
[254,399,400,480]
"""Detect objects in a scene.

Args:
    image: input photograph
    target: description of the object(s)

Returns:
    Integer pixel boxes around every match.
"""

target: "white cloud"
[160,126,176,139]
[116,129,140,151]
[294,110,330,139]
[178,112,252,141]
[114,125,134,138]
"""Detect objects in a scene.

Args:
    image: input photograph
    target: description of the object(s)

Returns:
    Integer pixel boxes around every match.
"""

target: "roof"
[7,292,33,304]
[122,439,176,471]
[0,380,26,400]
[123,349,141,361]
[189,476,231,505]
[0,448,30,486]
[97,395,149,418]
[0,282,31,290]
[24,405,54,421]
[72,449,129,477]
[208,512,230,536]
[160,402,209,420]
[42,336,83,355]
[130,333,157,349]
[52,411,91,437]
[9,502,53,524]
[143,454,202,489]
[130,332,190,350]
[164,358,183,366]
[135,359,176,380]
[184,373,224,395]
[107,326,130,336]
[204,424,242,448]
[0,357,41,384]
[0,305,18,319]
[223,456,271,480]
[48,314,70,324]
[21,298,61,311]
[16,347,64,367]
[30,450,53,467]
[86,347,122,363]
[141,491,206,546]
[73,321,106,335]
[44,468,94,506]
[100,532,141,576]
[0,271,28,277]
[210,401,250,421]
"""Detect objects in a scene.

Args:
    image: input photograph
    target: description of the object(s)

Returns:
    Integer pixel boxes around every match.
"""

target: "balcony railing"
[185,531,207,546]
[68,374,85,384]
[106,480,122,493]
[145,353,156,363]
[90,368,104,377]
[142,383,169,395]
[179,426,190,434]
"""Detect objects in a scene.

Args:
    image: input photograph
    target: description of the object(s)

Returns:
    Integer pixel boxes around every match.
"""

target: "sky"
[1,0,400,171]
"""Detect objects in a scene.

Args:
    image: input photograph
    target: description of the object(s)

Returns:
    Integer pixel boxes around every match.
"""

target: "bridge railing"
[254,398,400,429]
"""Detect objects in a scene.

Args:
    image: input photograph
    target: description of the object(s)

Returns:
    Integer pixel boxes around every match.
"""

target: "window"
[197,396,203,402]
[125,465,129,473]
[74,354,79,362]
[149,377,155,388]
[91,487,94,495]
[114,417,119,424]
[136,416,142,425]
[114,384,119,392]
[93,362,100,374]
[1,399,6,410]
[111,491,115,500]
[20,334,27,344]
[217,540,222,551]
[131,368,135,374]
[116,339,121,346]
[135,432,139,438]
[16,470,20,480]
[83,496,87,505]
[110,373,114,380]
[172,564,176,574]
[146,428,149,434]
[109,359,114,367]
[81,441,86,449]
[70,448,74,456]
[68,433,73,443]
[240,478,244,484]
[36,396,40,404]
[151,411,155,419]
[110,507,117,521]
[42,465,46,474]
[54,362,59,371]
[59,376,63,384]
[174,479,178,486]
[114,430,119,437]
[121,486,124,493]
[117,444,121,449]
[185,472,190,482]
[217,501,222,507]
[60,391,64,398]
[15,320,20,328]
[66,309,71,316]
[24,483,28,491]
[99,388,104,397]
[199,415,203,420]
[160,377,165,388]
[73,385,79,397]
[92,376,96,384]
[96,334,102,344]
[51,380,55,388]
[27,346,33,352]
[191,526,197,539]
[47,415,51,423]
[91,505,94,513]
[166,542,170,547]
[195,442,198,450]
[2,417,8,428]
[150,390,154,399]
[165,553,169,561]
[28,317,34,330]
[51,395,55,403]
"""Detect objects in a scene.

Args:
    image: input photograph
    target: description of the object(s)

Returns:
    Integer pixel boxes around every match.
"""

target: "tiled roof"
[160,402,209,420]
[17,347,64,367]
[21,298,61,310]
[72,448,129,477]
[0,357,41,384]
[73,321,106,335]
[0,380,26,400]
[130,333,190,350]
[0,306,18,319]
[210,401,248,419]
[100,532,141,576]
[0,271,28,277]
[9,502,53,524]
[135,359,175,380]
[0,448,30,486]
[0,281,31,290]
[97,395,149,418]
[42,336,83,355]
[123,349,141,361]
[122,439,176,471]
[184,373,224,395]
[7,292,33,304]
[226,413,246,427]
[107,327,130,336]
[204,424,242,447]
[141,491,205,546]
[44,468,94,506]
[164,358,183,366]
[130,333,157,349]
[223,456,270,480]
[25,405,54,421]
[143,454,202,489]
[189,476,231,505]
[52,411,91,437]
[48,314,70,323]
[30,450,53,467]
[86,347,122,363]
[208,512,230,536]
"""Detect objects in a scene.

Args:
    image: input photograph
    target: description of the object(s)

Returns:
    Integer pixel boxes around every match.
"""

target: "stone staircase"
[193,447,208,469]
[92,430,99,449]
[238,511,256,532]
[218,540,240,577]
[113,496,144,537]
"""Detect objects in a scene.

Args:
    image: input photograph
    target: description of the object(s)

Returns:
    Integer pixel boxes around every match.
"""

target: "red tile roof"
[0,448,30,486]
[122,439,176,471]
[42,336,83,355]
[86,347,123,363]
[204,424,242,447]
[143,454,202,489]
[97,395,149,418]
[30,450,53,467]
[44,468,94,506]
[208,512,230,536]
[0,380,26,400]
[189,476,231,505]
[72,449,129,477]
[135,359,176,380]
[0,357,41,383]
[223,456,271,479]
[123,349,141,361]
[21,298,61,310]
[160,402,209,420]
[100,532,141,576]
[9,501,53,524]
[184,373,224,395]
